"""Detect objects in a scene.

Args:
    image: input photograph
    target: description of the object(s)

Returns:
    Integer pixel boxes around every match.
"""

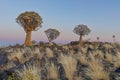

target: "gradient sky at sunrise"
[0,0,120,45]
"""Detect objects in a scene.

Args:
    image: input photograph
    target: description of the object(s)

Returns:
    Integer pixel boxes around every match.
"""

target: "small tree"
[113,35,116,43]
[16,11,43,46]
[73,24,91,46]
[44,28,60,44]
[97,37,100,42]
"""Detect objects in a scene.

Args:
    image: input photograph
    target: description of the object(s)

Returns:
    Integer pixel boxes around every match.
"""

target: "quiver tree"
[44,28,60,44]
[73,24,91,46]
[97,37,100,42]
[113,35,116,43]
[16,11,43,46]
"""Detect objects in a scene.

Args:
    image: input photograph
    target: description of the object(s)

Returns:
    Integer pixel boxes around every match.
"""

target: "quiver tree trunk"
[79,34,83,46]
[24,31,32,46]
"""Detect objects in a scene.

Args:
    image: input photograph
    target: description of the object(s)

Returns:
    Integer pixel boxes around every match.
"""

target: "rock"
[12,56,20,65]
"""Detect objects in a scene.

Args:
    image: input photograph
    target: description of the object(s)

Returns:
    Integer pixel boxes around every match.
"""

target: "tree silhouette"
[16,11,43,46]
[73,24,91,46]
[44,28,60,44]
[97,37,100,42]
[113,35,116,43]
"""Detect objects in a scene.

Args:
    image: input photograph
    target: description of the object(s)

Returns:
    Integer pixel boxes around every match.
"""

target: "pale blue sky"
[0,0,120,45]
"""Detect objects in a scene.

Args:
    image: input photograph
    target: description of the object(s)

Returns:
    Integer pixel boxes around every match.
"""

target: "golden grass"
[7,51,24,61]
[80,47,87,54]
[79,54,88,65]
[59,54,77,80]
[63,45,69,50]
[89,52,96,61]
[74,76,82,80]
[117,52,120,57]
[86,61,110,80]
[7,52,23,65]
[46,48,54,58]
[105,53,113,62]
[114,61,120,68]
[103,44,113,49]
[72,52,87,65]
[3,43,120,80]
[16,64,41,80]
[7,48,33,63]
[92,50,104,60]
[0,61,16,73]
[11,48,43,64]
[33,47,41,54]
[48,63,58,79]
[113,52,120,68]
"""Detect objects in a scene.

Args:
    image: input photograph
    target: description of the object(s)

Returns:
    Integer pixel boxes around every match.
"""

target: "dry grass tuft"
[74,75,82,80]
[7,51,24,61]
[59,54,77,80]
[0,61,16,72]
[103,44,113,49]
[80,47,87,54]
[89,52,96,61]
[105,53,113,62]
[46,48,54,58]
[48,63,58,79]
[16,64,41,80]
[79,54,88,65]
[113,52,120,68]
[114,61,120,68]
[92,50,104,60]
[7,47,35,63]
[86,60,110,80]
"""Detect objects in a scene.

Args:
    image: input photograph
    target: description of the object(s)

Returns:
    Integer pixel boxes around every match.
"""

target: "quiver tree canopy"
[73,24,91,36]
[45,28,60,42]
[16,11,43,32]
[16,11,43,46]
[73,24,91,46]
